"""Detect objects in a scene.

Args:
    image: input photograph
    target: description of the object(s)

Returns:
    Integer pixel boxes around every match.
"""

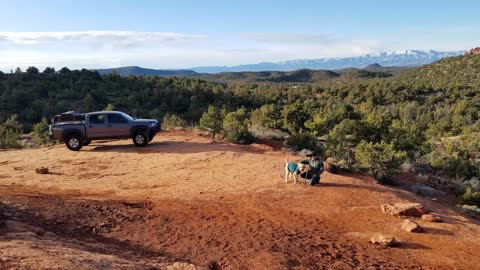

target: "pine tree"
[223,108,253,144]
[0,115,23,148]
[198,105,224,139]
[104,103,115,111]
[355,140,406,184]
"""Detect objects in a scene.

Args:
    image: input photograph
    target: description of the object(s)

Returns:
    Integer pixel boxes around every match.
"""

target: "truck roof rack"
[53,111,85,124]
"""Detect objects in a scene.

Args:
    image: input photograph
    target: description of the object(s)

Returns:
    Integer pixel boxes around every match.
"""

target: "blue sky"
[0,0,479,70]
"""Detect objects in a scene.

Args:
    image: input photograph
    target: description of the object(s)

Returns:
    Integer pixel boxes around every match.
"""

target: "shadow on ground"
[395,242,431,250]
[87,141,267,155]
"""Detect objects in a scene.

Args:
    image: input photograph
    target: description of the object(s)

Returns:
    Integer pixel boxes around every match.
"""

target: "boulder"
[35,167,49,174]
[381,203,426,217]
[166,262,205,270]
[421,214,442,222]
[328,261,353,270]
[370,233,396,246]
[401,219,423,233]
[324,161,337,173]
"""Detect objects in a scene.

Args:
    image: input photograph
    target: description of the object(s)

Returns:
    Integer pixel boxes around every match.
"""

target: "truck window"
[89,114,105,124]
[107,114,128,123]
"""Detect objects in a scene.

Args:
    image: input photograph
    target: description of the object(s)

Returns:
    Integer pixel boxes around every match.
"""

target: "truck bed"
[49,122,87,142]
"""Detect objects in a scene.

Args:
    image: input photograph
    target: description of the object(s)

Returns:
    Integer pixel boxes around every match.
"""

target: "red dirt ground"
[1,130,479,269]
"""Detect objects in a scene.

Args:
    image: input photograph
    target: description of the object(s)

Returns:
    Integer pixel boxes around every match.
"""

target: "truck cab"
[86,112,132,139]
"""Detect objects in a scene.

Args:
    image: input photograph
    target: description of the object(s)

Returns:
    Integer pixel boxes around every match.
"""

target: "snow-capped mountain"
[191,50,464,73]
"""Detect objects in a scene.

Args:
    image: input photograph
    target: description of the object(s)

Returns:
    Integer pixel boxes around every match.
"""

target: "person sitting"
[300,152,324,186]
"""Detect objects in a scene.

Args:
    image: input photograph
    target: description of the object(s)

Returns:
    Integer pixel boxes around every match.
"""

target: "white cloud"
[0,31,206,49]
[0,31,206,43]
[0,31,211,71]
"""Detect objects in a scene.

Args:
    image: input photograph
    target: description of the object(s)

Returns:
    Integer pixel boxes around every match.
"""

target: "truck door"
[86,113,108,138]
[106,113,130,138]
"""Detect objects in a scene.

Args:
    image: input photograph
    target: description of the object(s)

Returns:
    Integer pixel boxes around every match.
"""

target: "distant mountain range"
[93,50,464,76]
[190,50,464,73]
[94,66,197,76]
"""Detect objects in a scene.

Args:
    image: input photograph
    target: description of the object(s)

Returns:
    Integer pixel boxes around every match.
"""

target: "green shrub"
[32,117,52,145]
[282,101,310,134]
[461,204,480,217]
[326,119,368,166]
[250,104,283,130]
[249,125,287,140]
[285,132,323,153]
[0,115,23,148]
[446,158,478,179]
[162,113,189,129]
[223,108,253,144]
[103,103,115,111]
[355,140,407,184]
[426,150,447,169]
[198,105,225,139]
[463,188,480,207]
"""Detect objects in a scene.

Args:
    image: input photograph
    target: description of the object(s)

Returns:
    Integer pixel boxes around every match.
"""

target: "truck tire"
[65,134,83,151]
[133,132,149,147]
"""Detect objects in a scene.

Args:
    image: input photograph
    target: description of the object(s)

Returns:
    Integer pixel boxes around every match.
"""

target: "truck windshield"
[120,112,134,120]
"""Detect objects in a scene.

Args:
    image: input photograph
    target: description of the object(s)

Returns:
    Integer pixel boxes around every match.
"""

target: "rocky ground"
[0,130,479,269]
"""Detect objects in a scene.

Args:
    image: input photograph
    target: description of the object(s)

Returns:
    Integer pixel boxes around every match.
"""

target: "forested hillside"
[400,54,480,89]
[1,55,480,192]
[191,68,396,83]
[190,69,339,83]
[95,66,197,77]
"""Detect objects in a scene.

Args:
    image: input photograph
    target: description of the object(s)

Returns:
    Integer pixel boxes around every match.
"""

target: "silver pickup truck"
[49,111,161,151]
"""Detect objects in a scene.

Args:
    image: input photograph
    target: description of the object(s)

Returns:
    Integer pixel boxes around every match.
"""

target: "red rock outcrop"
[465,47,480,55]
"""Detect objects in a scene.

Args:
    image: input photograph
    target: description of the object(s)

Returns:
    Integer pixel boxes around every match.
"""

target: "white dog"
[285,159,310,184]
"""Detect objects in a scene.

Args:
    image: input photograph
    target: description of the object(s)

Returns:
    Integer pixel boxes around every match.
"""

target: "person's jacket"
[304,157,324,175]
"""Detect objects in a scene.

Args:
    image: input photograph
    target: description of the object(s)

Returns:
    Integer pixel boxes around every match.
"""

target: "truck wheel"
[133,132,149,147]
[65,134,83,151]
